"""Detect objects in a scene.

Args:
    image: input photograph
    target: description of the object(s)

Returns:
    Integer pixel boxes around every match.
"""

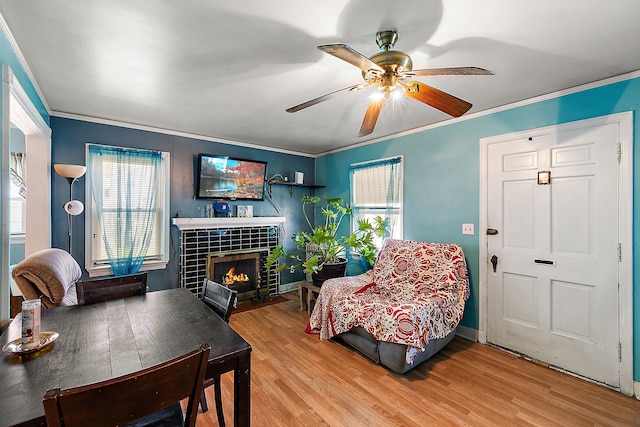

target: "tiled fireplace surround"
[173,217,285,300]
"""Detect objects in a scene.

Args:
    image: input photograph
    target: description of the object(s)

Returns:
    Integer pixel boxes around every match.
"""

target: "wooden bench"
[298,281,321,315]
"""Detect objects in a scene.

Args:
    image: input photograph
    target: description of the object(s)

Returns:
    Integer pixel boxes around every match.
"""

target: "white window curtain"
[10,152,26,234]
[10,152,26,198]
[88,145,164,276]
[350,156,403,247]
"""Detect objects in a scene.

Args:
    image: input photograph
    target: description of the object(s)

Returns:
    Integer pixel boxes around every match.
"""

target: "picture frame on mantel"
[237,205,253,218]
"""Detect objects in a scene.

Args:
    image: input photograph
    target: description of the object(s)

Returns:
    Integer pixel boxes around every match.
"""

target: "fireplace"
[173,217,284,300]
[207,251,263,301]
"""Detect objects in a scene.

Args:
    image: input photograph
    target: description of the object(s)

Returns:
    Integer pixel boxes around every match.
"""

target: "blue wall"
[0,30,48,124]
[316,77,640,381]
[50,117,314,289]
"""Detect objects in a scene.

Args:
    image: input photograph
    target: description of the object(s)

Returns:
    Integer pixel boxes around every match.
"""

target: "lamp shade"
[54,164,86,179]
[64,200,84,216]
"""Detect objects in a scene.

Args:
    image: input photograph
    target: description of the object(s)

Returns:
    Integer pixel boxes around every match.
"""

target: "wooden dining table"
[0,287,251,427]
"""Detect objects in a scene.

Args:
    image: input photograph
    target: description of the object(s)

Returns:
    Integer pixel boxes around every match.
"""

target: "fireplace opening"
[207,251,264,301]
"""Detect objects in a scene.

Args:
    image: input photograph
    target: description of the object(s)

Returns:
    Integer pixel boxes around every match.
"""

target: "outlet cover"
[462,223,474,235]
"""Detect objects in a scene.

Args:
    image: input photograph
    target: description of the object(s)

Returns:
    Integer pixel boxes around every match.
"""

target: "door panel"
[503,181,536,249]
[487,123,619,387]
[503,273,538,327]
[551,279,593,341]
[552,177,592,253]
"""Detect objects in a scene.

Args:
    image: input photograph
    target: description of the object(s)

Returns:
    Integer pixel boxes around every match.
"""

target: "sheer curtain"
[89,145,162,276]
[10,152,26,198]
[349,156,403,246]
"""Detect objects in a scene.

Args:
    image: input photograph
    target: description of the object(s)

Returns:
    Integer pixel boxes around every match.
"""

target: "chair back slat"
[76,273,148,306]
[43,343,210,427]
[202,279,236,323]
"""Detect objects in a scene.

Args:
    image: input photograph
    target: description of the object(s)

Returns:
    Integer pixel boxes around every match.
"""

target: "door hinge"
[617,341,622,362]
[617,143,622,164]
[617,243,622,262]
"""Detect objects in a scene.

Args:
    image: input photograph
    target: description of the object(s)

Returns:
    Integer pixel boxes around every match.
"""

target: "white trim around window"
[84,145,171,277]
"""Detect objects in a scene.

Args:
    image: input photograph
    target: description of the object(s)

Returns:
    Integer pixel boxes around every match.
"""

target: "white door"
[486,121,620,387]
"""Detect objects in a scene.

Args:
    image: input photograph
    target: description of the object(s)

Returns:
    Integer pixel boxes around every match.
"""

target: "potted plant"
[265,195,386,286]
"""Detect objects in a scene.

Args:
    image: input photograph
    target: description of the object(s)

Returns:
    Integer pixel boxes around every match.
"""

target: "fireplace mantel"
[172,216,285,230]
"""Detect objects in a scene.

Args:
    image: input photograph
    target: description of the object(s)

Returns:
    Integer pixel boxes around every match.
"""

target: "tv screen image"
[196,154,267,200]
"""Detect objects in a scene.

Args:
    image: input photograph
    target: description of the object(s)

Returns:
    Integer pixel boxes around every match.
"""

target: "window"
[350,156,403,249]
[10,181,25,235]
[10,152,26,240]
[86,144,170,277]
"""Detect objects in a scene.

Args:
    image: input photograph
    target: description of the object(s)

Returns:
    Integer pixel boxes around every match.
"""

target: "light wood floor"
[195,294,640,426]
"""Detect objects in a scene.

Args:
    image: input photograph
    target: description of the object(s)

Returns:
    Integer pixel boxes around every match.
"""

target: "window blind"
[350,156,403,244]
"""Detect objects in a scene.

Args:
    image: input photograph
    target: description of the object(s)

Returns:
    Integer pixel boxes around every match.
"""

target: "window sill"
[87,259,168,278]
[10,233,25,245]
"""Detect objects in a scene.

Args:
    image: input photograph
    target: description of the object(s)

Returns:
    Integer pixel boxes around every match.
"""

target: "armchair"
[308,239,470,374]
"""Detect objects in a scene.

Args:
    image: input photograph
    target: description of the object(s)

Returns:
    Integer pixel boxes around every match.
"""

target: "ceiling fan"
[287,30,494,137]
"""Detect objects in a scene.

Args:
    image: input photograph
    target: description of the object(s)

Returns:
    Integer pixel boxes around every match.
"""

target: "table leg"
[234,353,251,426]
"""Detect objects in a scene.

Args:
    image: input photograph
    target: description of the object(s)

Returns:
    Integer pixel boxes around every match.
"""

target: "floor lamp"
[53,164,86,257]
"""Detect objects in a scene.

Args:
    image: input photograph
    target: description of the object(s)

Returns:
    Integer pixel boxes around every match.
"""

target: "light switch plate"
[462,223,474,235]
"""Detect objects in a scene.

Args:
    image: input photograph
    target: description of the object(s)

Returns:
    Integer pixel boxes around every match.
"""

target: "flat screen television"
[196,154,267,200]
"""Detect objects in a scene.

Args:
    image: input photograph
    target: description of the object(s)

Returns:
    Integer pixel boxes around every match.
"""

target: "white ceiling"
[1,0,639,156]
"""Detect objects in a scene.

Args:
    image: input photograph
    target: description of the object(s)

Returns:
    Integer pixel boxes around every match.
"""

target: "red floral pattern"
[308,239,470,364]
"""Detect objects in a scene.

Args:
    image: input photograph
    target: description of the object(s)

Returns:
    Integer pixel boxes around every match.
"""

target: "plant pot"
[311,257,348,287]
[359,256,374,272]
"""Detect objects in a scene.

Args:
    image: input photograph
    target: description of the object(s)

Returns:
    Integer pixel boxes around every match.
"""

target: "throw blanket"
[308,240,470,364]
[12,248,82,308]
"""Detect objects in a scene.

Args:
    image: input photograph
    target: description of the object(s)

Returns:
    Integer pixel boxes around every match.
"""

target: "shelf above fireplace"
[267,180,324,198]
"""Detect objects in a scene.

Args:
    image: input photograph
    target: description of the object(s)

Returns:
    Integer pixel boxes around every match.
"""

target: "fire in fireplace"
[207,251,263,301]
[223,267,249,287]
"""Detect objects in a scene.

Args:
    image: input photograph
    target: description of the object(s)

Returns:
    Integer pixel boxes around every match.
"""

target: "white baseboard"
[634,381,640,400]
[456,325,477,342]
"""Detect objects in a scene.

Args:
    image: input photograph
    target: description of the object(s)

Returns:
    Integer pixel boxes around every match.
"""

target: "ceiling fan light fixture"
[288,29,494,136]
[404,83,420,94]
[369,91,385,101]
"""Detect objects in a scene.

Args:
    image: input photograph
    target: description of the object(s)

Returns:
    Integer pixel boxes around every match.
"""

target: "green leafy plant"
[265,195,387,275]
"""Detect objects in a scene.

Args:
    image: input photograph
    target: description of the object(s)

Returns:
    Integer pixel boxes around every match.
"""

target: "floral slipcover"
[308,239,470,364]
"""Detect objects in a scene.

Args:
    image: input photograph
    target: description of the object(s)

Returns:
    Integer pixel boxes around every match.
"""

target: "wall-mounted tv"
[196,154,267,200]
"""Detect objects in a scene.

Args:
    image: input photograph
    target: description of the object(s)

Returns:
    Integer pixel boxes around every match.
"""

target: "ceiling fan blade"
[318,44,384,73]
[403,81,472,117]
[405,67,495,77]
[359,99,384,137]
[286,83,370,113]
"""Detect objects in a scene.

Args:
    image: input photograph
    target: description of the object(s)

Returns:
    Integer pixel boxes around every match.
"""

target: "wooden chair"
[43,343,210,427]
[200,279,237,426]
[76,273,148,306]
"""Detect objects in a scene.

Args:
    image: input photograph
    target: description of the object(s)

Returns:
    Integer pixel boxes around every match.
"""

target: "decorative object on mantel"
[265,195,387,286]
[53,164,86,256]
[237,205,253,218]
[213,200,231,217]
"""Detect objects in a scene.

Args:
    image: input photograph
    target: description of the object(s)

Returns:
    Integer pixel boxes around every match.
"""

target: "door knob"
[490,255,498,273]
